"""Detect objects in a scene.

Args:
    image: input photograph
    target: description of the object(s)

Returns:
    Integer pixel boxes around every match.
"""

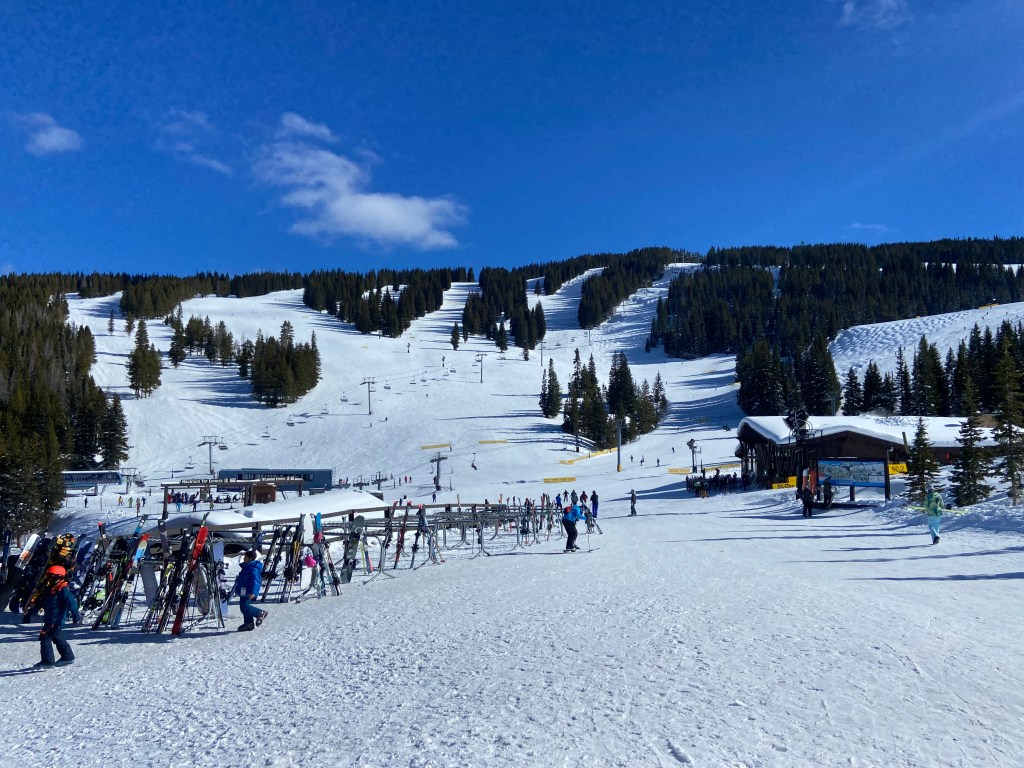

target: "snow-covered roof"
[737,414,992,449]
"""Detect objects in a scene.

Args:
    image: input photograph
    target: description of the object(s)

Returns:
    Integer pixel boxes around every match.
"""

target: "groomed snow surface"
[1,270,1023,767]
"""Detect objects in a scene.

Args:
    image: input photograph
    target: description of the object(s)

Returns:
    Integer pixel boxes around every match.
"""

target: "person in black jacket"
[37,565,80,668]
[800,486,815,518]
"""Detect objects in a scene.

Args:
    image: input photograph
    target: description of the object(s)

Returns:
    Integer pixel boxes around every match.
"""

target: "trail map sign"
[816,459,887,488]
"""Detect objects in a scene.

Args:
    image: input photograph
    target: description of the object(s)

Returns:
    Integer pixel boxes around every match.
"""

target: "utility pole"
[539,340,544,367]
[475,353,485,383]
[362,377,375,416]
[197,435,224,476]
[430,452,448,490]
[372,471,389,491]
[687,438,698,473]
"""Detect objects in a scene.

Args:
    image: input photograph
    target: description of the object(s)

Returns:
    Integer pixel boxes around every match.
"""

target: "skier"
[570,489,578,505]
[233,551,267,632]
[590,490,599,518]
[630,489,637,516]
[925,487,945,544]
[823,478,834,509]
[562,503,582,552]
[800,485,814,518]
[37,565,79,668]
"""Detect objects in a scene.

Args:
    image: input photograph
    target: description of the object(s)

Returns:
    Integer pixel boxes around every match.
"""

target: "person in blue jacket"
[233,551,267,632]
[562,503,582,552]
[37,565,80,668]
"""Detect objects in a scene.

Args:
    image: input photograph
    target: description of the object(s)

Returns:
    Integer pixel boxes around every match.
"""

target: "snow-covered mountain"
[3,270,1023,767]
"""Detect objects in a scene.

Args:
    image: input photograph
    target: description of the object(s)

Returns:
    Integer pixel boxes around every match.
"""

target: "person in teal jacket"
[924,488,945,545]
[562,504,582,552]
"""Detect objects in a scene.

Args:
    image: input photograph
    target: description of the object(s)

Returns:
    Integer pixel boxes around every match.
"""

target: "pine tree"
[991,344,1024,505]
[841,367,863,416]
[100,394,130,469]
[542,360,562,418]
[450,323,460,350]
[949,376,991,507]
[905,416,940,504]
[861,361,884,413]
[107,311,115,335]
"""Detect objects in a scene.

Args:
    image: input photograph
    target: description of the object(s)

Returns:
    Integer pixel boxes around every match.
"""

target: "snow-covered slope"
[1,270,1021,767]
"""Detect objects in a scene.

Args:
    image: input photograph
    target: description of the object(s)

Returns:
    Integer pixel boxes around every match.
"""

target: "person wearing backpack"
[37,565,80,668]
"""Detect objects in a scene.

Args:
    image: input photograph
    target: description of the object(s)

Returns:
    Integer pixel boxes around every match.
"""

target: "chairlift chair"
[184,456,195,470]
[341,394,348,402]
[218,442,228,451]
[384,382,392,390]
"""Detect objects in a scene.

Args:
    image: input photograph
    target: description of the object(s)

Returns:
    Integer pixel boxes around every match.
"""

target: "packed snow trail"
[3,490,1022,767]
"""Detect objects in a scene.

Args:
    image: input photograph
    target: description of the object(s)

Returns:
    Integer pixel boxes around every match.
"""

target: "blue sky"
[2,0,1022,276]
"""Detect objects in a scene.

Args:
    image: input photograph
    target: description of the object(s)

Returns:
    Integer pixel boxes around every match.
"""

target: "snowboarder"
[233,551,267,632]
[629,489,637,516]
[925,487,945,544]
[562,503,582,552]
[800,486,814,518]
[37,565,79,668]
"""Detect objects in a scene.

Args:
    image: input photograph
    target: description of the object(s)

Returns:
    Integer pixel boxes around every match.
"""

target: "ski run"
[2,272,1024,767]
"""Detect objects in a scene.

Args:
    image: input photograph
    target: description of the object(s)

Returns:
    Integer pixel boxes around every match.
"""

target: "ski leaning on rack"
[171,514,211,635]
[91,516,149,629]
[260,526,290,602]
[148,528,194,634]
[338,516,365,584]
[0,533,41,611]
[279,515,306,603]
[393,504,411,569]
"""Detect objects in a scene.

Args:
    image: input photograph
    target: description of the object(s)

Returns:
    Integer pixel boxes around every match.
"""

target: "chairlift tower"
[361,377,376,415]
[197,435,224,477]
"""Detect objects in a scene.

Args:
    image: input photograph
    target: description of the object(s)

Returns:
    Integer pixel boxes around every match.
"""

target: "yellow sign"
[772,477,797,489]
[420,443,451,450]
[888,463,908,475]
[478,440,507,445]
[544,477,576,484]
[667,468,689,474]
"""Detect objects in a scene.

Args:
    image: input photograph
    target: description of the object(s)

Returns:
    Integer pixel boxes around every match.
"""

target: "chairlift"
[450,367,456,373]
[384,381,392,390]
[184,456,195,470]
[341,394,348,402]
[420,373,426,382]
[321,405,329,415]
[218,442,228,451]
[262,427,270,439]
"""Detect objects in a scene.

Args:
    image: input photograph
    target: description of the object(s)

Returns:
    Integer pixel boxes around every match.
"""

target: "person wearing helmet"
[37,565,80,668]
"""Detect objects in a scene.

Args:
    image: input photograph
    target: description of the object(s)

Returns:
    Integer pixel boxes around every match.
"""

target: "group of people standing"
[554,489,600,552]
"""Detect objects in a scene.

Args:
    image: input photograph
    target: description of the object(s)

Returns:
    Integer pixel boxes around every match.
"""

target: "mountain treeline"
[653,239,1024,366]
[0,277,129,534]
[577,248,675,329]
[304,268,470,337]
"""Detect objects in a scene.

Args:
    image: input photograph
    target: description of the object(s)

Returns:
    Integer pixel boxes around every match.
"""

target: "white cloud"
[848,222,891,235]
[279,112,337,143]
[255,115,466,250]
[13,113,83,155]
[155,109,232,176]
[837,0,911,30]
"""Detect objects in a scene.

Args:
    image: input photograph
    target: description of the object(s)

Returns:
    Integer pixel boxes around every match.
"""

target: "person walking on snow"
[925,487,945,544]
[37,565,79,668]
[800,485,814,518]
[562,503,583,552]
[233,551,267,631]
[629,489,637,516]
[590,491,599,518]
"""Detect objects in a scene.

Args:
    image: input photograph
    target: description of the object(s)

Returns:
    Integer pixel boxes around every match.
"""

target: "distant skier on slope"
[630,489,637,516]
[924,487,945,545]
[233,551,267,632]
[37,565,79,668]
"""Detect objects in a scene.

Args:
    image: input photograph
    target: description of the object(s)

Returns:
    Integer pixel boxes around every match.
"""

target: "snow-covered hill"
[2,271,1022,767]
